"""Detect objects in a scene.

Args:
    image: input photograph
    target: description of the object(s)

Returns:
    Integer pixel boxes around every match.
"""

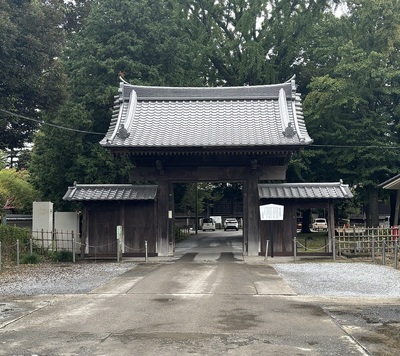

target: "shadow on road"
[176,252,198,262]
[216,252,242,263]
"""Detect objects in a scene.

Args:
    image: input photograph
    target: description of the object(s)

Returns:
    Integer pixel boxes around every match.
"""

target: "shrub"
[0,225,31,263]
[49,250,73,262]
[21,252,40,264]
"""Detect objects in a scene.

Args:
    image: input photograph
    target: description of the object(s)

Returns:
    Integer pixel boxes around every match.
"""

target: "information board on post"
[259,204,284,221]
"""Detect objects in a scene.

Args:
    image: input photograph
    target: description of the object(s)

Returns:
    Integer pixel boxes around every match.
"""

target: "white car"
[202,218,216,231]
[224,218,239,231]
[312,218,327,230]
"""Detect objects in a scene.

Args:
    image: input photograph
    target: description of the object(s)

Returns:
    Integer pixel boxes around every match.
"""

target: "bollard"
[382,239,386,265]
[30,239,33,255]
[0,241,2,272]
[265,240,269,262]
[145,240,148,262]
[116,225,123,263]
[395,241,398,270]
[293,237,297,262]
[332,236,336,261]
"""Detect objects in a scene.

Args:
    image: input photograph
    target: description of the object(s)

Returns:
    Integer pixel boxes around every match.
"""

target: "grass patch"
[296,232,329,253]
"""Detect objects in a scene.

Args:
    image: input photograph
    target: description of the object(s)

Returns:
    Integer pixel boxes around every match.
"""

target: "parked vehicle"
[224,218,239,231]
[312,218,327,230]
[202,218,216,231]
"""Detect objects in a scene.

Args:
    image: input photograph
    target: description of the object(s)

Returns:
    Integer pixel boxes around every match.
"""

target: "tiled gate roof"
[258,182,353,199]
[63,184,157,201]
[100,79,313,151]
[380,174,400,190]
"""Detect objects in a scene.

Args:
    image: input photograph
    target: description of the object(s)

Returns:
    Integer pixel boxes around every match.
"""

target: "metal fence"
[30,229,79,253]
[0,227,152,270]
[0,229,80,270]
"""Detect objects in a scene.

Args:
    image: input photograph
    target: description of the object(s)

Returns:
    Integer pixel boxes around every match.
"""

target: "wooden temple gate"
[63,79,351,257]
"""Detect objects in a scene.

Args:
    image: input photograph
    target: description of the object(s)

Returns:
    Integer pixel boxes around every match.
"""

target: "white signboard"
[210,216,222,224]
[259,204,284,221]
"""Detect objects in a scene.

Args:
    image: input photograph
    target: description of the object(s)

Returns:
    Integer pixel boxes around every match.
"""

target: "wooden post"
[332,235,336,261]
[372,236,375,262]
[16,239,20,266]
[72,237,76,263]
[41,228,44,253]
[327,202,335,253]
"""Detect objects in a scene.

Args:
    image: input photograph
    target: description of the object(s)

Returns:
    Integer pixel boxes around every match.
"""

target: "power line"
[0,108,106,136]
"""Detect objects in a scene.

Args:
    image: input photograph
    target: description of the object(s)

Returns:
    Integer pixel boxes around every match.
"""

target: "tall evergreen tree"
[30,0,200,207]
[0,0,65,153]
[301,0,400,226]
[175,0,339,85]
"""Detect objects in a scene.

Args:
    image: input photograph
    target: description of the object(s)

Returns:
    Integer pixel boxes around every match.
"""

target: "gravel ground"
[0,261,136,296]
[1,260,400,298]
[273,262,400,298]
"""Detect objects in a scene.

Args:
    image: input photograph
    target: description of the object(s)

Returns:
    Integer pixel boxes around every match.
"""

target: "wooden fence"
[335,226,399,268]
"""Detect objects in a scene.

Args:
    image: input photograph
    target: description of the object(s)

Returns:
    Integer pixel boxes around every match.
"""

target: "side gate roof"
[100,79,313,154]
[380,174,400,190]
[258,182,353,200]
[63,184,157,201]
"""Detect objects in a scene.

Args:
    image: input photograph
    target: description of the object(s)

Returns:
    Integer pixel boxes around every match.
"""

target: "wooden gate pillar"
[156,178,173,256]
[243,176,260,256]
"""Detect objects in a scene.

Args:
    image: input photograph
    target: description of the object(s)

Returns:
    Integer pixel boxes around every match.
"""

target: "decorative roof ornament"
[283,123,296,138]
[116,124,130,140]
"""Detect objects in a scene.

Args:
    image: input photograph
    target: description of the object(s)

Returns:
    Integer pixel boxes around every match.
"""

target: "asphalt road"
[0,230,398,355]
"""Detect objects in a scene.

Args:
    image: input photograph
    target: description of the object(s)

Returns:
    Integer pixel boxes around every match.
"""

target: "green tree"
[0,168,39,214]
[0,0,66,153]
[301,0,400,226]
[175,0,339,86]
[30,0,203,207]
[0,151,6,170]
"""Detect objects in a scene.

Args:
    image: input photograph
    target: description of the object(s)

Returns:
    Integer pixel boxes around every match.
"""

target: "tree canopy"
[299,0,400,225]
[0,0,66,155]
[0,168,39,214]
[176,0,338,85]
[2,0,397,222]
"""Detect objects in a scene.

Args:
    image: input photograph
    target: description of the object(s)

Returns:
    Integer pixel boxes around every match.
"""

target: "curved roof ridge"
[121,81,294,101]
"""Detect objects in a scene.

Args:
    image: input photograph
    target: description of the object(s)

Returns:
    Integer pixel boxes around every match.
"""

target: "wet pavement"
[0,230,399,355]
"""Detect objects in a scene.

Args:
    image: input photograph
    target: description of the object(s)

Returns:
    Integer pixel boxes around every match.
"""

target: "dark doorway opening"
[173,182,244,253]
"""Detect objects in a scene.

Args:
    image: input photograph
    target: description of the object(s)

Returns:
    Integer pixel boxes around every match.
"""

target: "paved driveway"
[0,230,398,355]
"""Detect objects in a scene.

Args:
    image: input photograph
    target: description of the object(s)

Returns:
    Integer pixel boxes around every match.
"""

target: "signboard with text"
[210,216,222,224]
[259,204,284,221]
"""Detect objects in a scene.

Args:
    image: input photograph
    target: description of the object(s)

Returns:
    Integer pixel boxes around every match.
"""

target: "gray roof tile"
[63,184,157,201]
[380,174,400,190]
[100,80,313,150]
[258,182,353,199]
